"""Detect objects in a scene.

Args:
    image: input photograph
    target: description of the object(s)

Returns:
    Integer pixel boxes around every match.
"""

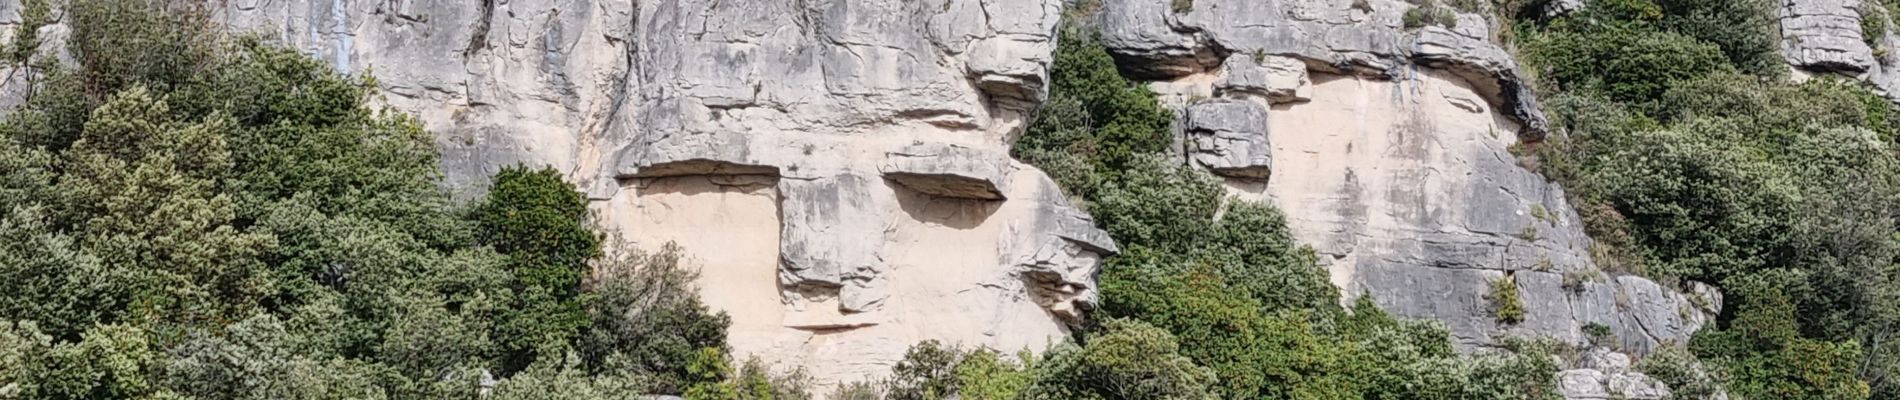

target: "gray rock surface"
[1103,0,1714,353]
[1216,53,1312,103]
[1780,0,1900,102]
[1183,98,1272,178]
[1782,0,1877,73]
[1101,0,1549,137]
[1558,348,1675,400]
[882,143,1015,200]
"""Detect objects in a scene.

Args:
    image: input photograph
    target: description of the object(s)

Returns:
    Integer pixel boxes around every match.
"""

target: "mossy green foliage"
[1516,0,1900,396]
[0,0,752,397]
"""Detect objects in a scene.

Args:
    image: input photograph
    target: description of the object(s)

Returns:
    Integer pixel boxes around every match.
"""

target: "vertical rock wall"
[1102,0,1717,352]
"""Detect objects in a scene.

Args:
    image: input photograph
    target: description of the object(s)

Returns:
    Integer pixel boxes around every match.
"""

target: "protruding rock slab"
[1216,54,1312,103]
[1101,0,1550,137]
[882,143,1015,200]
[1780,0,1876,73]
[1183,99,1272,178]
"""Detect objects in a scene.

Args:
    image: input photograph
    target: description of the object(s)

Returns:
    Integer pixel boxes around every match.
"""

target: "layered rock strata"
[1779,0,1900,101]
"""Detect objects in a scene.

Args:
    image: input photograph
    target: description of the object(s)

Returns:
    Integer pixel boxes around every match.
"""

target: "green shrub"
[887,340,963,400]
[954,350,1035,400]
[1523,26,1732,111]
[5,0,48,64]
[1864,0,1891,50]
[1490,276,1526,325]
[473,166,602,371]
[1583,322,1613,345]
[1014,24,1174,199]
[828,382,888,400]
[0,1,732,397]
[1638,346,1729,400]
[1655,0,1783,76]
[683,348,807,400]
[1690,275,1871,400]
[578,242,730,394]
[1023,319,1219,400]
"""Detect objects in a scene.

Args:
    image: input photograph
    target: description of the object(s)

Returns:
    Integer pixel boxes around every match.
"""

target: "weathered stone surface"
[1108,0,1714,354]
[1559,348,1674,400]
[1779,0,1900,104]
[1099,0,1219,78]
[1102,0,1549,137]
[1782,0,1877,73]
[589,0,1103,386]
[882,143,1015,200]
[1216,53,1312,103]
[1544,0,1585,18]
[1183,98,1272,178]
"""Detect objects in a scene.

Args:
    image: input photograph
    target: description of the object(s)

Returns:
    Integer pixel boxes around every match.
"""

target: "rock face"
[0,0,1111,386]
[588,0,1114,385]
[1557,348,1679,400]
[1783,0,1880,74]
[1779,0,1900,100]
[1102,0,1716,352]
[0,0,1740,389]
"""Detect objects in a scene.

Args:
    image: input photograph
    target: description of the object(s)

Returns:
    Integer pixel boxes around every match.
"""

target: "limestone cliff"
[1780,0,1900,91]
[0,0,1722,389]
[1100,0,1715,354]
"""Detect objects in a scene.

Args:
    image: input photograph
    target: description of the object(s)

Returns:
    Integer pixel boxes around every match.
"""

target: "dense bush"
[472,166,602,372]
[1518,0,1900,396]
[0,0,759,397]
[579,242,731,393]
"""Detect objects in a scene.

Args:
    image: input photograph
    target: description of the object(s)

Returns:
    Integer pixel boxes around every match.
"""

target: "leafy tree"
[1022,319,1218,400]
[0,0,752,398]
[53,86,273,333]
[472,166,601,372]
[579,242,731,393]
[1518,0,1900,392]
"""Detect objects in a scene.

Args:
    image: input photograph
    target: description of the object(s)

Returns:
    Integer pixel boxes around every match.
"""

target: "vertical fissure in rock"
[465,0,496,56]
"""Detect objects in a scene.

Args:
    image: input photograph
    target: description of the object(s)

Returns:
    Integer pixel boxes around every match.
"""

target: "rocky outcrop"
[1558,348,1680,400]
[1101,0,1549,138]
[589,0,1109,385]
[1783,0,1880,74]
[0,0,1113,386]
[1779,0,1900,101]
[1102,0,1715,353]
